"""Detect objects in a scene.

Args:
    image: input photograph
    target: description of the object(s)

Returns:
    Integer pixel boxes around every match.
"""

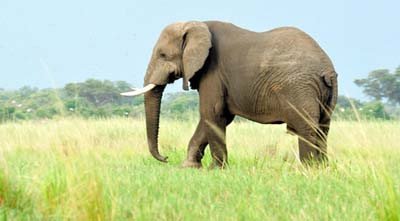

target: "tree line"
[1,66,399,122]
[0,79,198,122]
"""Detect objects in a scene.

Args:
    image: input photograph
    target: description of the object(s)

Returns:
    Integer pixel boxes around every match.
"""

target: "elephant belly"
[236,111,285,124]
[226,97,285,124]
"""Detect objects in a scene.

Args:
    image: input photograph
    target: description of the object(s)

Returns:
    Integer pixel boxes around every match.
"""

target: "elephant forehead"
[162,22,185,36]
[157,31,182,49]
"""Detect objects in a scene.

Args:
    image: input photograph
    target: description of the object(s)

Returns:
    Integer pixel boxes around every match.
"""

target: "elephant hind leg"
[297,118,329,164]
[297,129,320,163]
[289,108,327,164]
[315,111,332,162]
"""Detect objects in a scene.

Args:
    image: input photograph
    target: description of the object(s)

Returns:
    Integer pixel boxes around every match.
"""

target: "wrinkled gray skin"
[142,21,338,168]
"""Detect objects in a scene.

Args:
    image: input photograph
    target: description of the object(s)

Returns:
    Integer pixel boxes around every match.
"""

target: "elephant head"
[121,21,212,162]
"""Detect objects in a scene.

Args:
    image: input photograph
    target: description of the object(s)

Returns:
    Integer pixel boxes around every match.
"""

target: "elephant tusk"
[120,84,157,96]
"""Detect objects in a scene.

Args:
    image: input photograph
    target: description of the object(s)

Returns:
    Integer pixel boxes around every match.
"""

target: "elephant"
[121,21,338,168]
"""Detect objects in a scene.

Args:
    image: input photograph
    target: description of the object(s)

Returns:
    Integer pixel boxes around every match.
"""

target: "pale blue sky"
[1,0,399,99]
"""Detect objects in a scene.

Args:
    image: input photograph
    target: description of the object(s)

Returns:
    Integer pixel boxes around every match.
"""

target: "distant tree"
[26,89,60,108]
[64,79,134,107]
[354,66,400,105]
[78,79,118,107]
[115,80,132,92]
[18,86,39,97]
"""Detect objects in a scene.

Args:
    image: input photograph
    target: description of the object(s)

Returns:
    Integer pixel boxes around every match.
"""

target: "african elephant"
[122,21,338,168]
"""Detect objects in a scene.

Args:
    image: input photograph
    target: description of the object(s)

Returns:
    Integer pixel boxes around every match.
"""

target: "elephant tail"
[322,71,338,119]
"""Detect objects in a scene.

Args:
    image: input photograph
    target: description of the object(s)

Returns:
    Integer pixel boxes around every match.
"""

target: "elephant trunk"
[144,84,168,162]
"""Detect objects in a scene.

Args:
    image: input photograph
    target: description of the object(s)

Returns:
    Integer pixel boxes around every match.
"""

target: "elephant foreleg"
[181,121,208,168]
[205,113,235,169]
[203,108,234,169]
[206,119,228,169]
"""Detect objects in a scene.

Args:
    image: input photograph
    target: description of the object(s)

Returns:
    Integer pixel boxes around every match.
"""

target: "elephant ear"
[182,22,212,90]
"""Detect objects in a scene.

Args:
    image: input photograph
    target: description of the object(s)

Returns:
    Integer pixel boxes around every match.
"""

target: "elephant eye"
[159,52,167,59]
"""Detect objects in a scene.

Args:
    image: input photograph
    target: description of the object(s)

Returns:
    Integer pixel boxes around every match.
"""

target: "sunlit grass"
[0,117,399,220]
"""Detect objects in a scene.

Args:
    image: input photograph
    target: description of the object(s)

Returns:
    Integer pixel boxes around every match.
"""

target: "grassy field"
[0,117,399,220]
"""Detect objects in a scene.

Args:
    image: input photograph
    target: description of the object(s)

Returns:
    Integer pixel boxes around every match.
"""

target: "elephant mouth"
[167,72,180,83]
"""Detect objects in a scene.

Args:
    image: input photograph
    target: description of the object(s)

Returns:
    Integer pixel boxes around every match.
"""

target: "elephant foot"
[208,161,228,170]
[301,155,329,168]
[180,160,202,169]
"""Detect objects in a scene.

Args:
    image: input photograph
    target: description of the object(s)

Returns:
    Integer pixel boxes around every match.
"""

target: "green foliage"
[0,107,15,121]
[334,96,392,120]
[162,92,199,119]
[361,102,390,120]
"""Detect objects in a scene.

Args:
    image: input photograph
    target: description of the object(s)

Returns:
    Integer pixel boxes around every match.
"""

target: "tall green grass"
[0,118,399,220]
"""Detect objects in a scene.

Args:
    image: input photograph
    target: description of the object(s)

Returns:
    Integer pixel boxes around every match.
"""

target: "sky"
[1,0,399,99]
